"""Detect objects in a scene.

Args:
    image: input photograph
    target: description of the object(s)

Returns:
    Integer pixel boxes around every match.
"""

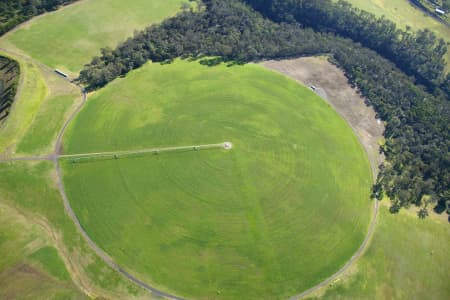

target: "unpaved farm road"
[0,50,186,299]
[1,47,379,300]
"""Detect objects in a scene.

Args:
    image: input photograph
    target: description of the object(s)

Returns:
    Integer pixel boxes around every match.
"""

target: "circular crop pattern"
[62,60,372,300]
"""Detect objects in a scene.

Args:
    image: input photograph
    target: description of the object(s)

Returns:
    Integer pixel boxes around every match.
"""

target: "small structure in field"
[435,8,445,15]
[223,142,233,150]
[55,69,68,78]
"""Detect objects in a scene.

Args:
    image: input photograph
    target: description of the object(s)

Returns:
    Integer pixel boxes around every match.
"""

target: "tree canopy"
[0,56,19,122]
[243,0,448,91]
[0,0,78,36]
[78,0,449,219]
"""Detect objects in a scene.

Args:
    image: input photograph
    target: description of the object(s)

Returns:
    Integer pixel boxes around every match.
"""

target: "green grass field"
[0,161,148,299]
[0,52,83,156]
[61,60,373,299]
[16,92,80,155]
[0,196,86,299]
[0,54,47,154]
[0,0,447,299]
[308,205,450,300]
[29,246,72,282]
[5,0,184,73]
[345,0,450,71]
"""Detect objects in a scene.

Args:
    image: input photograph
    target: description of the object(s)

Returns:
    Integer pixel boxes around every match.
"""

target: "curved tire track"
[0,47,186,299]
[53,86,186,300]
[289,200,379,299]
[1,46,379,300]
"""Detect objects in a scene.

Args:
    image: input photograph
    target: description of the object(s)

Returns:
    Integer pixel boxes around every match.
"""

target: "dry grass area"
[0,162,151,299]
[0,264,84,300]
[262,57,385,177]
[0,202,87,299]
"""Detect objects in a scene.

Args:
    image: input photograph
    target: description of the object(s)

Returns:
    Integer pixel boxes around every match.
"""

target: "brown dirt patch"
[0,263,84,300]
[262,57,385,178]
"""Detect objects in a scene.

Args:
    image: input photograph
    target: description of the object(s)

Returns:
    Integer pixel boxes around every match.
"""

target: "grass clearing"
[0,54,47,155]
[17,93,80,155]
[0,202,86,300]
[29,246,72,282]
[308,205,450,300]
[0,161,150,299]
[62,60,373,300]
[4,0,184,73]
[0,50,82,156]
[345,0,450,72]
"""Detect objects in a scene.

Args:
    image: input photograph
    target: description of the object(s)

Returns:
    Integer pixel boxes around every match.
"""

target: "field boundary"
[53,86,187,299]
[263,58,380,300]
[1,47,378,299]
[0,46,188,299]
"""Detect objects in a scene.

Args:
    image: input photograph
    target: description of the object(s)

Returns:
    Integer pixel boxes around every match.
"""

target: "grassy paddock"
[0,53,47,154]
[0,202,86,300]
[0,161,149,299]
[62,60,373,300]
[0,50,82,156]
[308,205,450,300]
[5,0,184,73]
[29,246,72,282]
[16,92,80,155]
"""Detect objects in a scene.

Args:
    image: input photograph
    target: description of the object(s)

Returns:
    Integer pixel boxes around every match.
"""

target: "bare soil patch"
[262,57,385,177]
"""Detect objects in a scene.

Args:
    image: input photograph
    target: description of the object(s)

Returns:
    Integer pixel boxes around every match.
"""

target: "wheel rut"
[0,46,379,300]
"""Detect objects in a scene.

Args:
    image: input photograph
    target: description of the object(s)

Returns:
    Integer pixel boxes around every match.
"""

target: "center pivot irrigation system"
[0,34,380,299]
[60,141,234,163]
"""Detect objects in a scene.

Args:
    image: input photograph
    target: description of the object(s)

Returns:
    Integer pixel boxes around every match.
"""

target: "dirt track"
[0,47,186,299]
[262,57,385,178]
[1,53,382,300]
[263,57,382,299]
[52,87,187,300]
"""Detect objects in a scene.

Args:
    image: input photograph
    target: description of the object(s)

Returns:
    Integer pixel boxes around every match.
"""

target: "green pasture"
[29,246,72,282]
[0,55,47,154]
[0,161,146,298]
[0,51,83,156]
[346,0,450,71]
[16,93,80,155]
[5,0,184,73]
[309,206,450,300]
[62,60,373,299]
[0,202,85,300]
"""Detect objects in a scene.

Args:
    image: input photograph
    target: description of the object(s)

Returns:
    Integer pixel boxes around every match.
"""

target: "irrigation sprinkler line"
[0,40,379,300]
[0,46,189,299]
[54,159,187,300]
[0,142,232,163]
[59,142,232,160]
[52,86,189,300]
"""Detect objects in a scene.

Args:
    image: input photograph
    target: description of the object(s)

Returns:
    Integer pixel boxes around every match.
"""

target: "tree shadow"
[199,57,224,66]
[198,56,245,67]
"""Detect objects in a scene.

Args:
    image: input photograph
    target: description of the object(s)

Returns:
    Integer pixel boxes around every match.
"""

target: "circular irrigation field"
[61,60,373,300]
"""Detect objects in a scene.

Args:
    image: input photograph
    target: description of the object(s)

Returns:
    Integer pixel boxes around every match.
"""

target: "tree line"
[435,0,450,10]
[0,56,19,122]
[243,0,449,93]
[0,0,78,36]
[78,0,449,218]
